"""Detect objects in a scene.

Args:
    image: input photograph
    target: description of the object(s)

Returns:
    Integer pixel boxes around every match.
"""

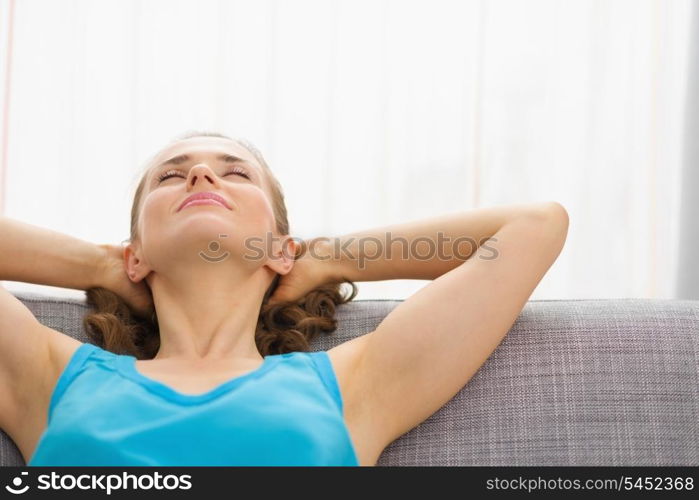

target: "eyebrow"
[156,153,254,170]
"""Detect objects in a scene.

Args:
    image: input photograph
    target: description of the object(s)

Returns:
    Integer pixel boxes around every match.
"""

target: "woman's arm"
[327,202,569,453]
[0,216,105,289]
[0,216,153,316]
[0,216,106,445]
[323,201,560,282]
[0,216,152,447]
[267,202,565,304]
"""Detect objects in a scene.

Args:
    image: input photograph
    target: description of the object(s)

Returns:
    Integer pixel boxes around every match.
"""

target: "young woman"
[0,132,569,466]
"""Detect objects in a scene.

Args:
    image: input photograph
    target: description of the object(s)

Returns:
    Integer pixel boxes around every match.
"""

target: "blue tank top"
[28,343,359,466]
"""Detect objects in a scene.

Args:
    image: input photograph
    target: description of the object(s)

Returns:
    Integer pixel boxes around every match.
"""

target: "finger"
[267,290,290,306]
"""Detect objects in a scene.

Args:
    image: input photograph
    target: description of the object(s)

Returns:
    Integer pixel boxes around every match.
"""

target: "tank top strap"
[49,343,105,421]
[306,350,345,414]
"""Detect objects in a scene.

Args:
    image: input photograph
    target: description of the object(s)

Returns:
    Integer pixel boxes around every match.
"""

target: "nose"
[186,163,220,189]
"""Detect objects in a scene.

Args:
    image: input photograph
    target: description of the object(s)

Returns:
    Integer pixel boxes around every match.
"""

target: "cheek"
[249,191,277,227]
[139,193,171,234]
[238,186,274,217]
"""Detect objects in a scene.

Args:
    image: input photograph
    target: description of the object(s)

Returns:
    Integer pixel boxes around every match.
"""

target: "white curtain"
[0,0,693,301]
[677,1,699,299]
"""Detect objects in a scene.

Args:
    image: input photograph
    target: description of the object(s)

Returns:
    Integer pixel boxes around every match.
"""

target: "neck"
[148,262,272,364]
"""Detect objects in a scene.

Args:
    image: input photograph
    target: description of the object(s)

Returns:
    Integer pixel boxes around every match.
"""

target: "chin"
[175,212,233,233]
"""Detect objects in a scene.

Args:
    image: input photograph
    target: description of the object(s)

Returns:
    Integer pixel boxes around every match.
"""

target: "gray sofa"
[2,292,698,466]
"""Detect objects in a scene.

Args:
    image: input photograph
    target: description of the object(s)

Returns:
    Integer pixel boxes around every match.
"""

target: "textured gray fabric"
[1,292,697,466]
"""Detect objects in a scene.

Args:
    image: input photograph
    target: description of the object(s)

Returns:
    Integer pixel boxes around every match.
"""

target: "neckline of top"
[114,351,287,405]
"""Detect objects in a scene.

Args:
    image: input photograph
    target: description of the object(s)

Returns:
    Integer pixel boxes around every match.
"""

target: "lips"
[177,192,232,212]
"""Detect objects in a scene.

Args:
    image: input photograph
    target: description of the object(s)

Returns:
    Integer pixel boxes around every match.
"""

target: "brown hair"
[83,131,357,359]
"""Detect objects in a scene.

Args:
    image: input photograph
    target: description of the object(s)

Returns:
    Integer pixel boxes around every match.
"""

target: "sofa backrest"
[2,292,698,466]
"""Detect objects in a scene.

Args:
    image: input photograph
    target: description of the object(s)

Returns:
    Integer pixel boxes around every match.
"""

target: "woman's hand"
[97,243,154,318]
[267,238,343,305]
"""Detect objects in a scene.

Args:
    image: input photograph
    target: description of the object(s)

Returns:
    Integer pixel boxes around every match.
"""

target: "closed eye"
[156,167,251,183]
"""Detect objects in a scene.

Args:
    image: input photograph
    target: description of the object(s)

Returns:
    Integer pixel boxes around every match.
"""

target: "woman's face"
[133,136,278,276]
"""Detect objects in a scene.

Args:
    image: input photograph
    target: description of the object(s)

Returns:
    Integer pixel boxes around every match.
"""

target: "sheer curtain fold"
[677,0,699,300]
[0,0,693,300]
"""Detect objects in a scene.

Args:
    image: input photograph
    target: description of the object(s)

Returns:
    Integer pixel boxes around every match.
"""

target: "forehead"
[148,136,261,172]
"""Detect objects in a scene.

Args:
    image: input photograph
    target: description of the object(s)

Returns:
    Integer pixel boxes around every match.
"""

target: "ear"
[123,242,152,283]
[264,236,299,276]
